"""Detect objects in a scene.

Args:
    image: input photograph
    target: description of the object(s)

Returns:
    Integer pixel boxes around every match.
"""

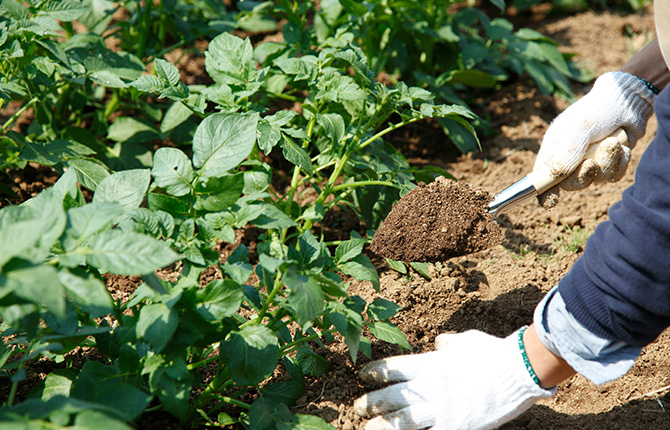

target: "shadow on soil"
[503,392,670,429]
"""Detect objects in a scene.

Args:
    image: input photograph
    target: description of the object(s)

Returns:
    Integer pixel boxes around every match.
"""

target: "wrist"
[522,324,576,389]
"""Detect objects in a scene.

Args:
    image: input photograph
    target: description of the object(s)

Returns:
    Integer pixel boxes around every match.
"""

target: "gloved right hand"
[533,71,656,207]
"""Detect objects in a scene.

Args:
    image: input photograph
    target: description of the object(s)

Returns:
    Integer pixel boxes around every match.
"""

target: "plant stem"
[330,180,399,193]
[212,395,251,410]
[0,97,39,134]
[137,0,152,60]
[358,117,421,151]
[187,353,220,371]
[280,329,335,354]
[254,276,284,324]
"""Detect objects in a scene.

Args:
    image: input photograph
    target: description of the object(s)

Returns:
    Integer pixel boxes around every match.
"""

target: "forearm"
[619,39,670,90]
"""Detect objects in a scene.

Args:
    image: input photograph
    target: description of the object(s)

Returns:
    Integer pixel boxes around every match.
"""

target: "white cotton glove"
[533,71,656,207]
[354,329,555,430]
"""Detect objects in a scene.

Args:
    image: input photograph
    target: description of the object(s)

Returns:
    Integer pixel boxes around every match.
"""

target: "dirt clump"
[370,176,503,262]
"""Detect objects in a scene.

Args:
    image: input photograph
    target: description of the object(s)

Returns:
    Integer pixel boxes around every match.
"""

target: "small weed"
[553,225,591,254]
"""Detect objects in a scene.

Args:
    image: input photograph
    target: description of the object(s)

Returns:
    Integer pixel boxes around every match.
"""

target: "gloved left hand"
[354,329,555,430]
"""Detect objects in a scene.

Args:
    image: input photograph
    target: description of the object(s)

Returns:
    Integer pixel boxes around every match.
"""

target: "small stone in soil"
[370,177,503,262]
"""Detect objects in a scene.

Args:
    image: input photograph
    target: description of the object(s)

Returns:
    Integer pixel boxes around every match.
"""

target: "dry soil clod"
[370,177,503,262]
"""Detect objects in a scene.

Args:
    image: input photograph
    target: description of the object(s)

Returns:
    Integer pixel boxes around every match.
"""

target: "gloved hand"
[534,71,656,207]
[354,329,555,430]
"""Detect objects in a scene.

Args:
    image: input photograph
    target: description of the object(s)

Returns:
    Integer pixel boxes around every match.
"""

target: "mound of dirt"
[370,177,503,262]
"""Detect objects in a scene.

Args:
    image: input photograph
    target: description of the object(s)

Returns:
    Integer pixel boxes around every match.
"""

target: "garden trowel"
[487,129,629,217]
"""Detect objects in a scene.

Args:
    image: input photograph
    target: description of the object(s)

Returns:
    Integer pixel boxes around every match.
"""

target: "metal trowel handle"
[488,129,628,217]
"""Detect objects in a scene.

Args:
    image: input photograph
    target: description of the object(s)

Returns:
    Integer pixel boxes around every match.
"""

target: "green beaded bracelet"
[518,326,541,386]
[639,78,661,95]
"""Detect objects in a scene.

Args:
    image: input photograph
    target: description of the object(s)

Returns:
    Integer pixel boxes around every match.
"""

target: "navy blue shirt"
[559,86,670,348]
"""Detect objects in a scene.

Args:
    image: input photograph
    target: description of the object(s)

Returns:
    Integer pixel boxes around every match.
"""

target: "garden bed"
[1,3,668,430]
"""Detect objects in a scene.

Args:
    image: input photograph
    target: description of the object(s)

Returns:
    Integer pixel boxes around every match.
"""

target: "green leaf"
[0,261,66,318]
[93,169,150,211]
[0,214,55,270]
[445,70,497,88]
[205,32,257,86]
[151,148,194,197]
[287,414,337,429]
[130,75,165,93]
[487,0,505,11]
[339,254,379,291]
[316,113,345,144]
[295,346,330,377]
[160,101,193,134]
[71,361,151,421]
[154,58,180,87]
[194,174,244,212]
[63,202,124,245]
[221,325,279,386]
[58,269,114,318]
[335,237,365,264]
[192,112,259,178]
[369,321,411,350]
[147,192,193,216]
[246,202,297,229]
[107,116,160,144]
[438,116,480,154]
[284,267,325,330]
[280,134,313,176]
[40,0,87,21]
[384,258,407,274]
[67,158,110,192]
[74,411,134,430]
[136,303,178,353]
[367,298,402,321]
[408,262,431,279]
[18,140,61,165]
[195,279,244,320]
[41,370,75,401]
[84,230,181,275]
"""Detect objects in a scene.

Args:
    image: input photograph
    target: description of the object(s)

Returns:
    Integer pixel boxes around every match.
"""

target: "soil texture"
[370,177,502,262]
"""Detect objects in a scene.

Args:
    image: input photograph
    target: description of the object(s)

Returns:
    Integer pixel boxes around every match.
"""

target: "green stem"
[254,276,284,324]
[212,395,251,410]
[359,117,421,151]
[1,97,39,134]
[330,180,399,193]
[103,90,120,120]
[280,329,335,354]
[187,353,220,371]
[137,0,152,60]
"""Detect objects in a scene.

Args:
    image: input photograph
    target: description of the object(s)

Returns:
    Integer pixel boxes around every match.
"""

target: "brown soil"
[2,5,669,430]
[370,177,502,262]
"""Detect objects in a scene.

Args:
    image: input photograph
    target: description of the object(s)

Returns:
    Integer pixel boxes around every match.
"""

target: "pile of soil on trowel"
[370,177,503,262]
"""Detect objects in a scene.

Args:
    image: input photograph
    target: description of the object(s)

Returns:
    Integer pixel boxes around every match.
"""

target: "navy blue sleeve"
[558,86,670,348]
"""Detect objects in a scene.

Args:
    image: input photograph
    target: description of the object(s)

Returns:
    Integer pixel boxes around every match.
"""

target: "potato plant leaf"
[220,325,279,386]
[195,279,244,320]
[93,169,151,211]
[284,266,325,330]
[151,148,194,197]
[136,303,178,353]
[280,134,313,176]
[369,321,411,351]
[338,254,380,291]
[83,230,181,275]
[192,112,259,178]
[367,298,402,321]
